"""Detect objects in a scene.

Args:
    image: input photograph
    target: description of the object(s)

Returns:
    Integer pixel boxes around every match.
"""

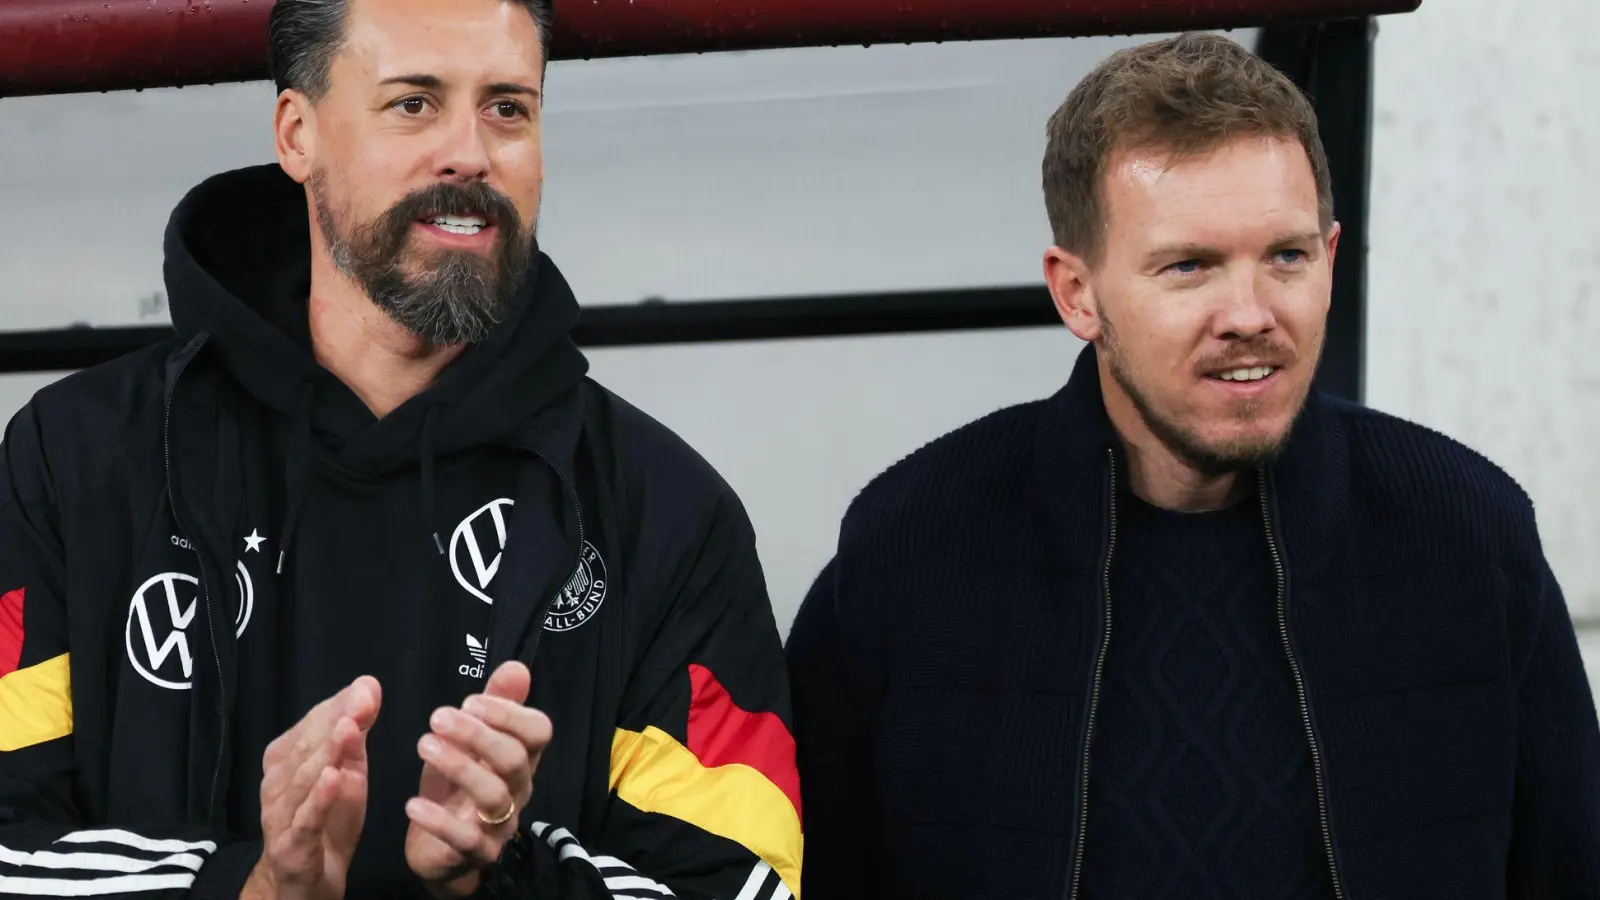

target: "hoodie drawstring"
[276,382,315,575]
[421,406,444,555]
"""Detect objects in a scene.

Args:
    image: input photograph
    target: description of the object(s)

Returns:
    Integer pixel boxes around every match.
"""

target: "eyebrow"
[379,74,540,99]
[1143,230,1325,264]
[1143,243,1226,265]
[1268,230,1326,248]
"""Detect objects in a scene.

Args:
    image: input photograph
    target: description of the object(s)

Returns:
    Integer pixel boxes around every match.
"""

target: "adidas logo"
[459,634,488,678]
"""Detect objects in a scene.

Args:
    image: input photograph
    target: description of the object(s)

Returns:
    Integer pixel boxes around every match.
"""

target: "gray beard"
[311,173,535,345]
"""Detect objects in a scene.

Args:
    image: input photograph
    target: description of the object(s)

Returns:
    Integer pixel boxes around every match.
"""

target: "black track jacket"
[0,165,801,900]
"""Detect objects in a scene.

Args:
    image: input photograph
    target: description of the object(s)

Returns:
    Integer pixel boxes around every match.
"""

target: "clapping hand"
[404,661,554,898]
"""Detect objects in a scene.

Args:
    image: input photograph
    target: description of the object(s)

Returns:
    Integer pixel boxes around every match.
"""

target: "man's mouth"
[420,214,491,236]
[1208,365,1278,383]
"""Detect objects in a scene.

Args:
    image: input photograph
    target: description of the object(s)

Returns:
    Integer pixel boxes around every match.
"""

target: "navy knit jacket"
[788,346,1600,899]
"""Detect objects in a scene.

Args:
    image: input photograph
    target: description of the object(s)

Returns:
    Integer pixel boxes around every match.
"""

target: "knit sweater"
[788,345,1600,900]
[1081,487,1333,899]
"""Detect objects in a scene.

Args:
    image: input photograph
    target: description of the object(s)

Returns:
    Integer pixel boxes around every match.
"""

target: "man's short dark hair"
[267,0,554,98]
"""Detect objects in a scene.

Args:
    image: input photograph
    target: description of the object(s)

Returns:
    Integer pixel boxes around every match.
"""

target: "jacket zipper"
[517,452,586,669]
[1258,467,1347,900]
[162,336,228,823]
[1066,448,1118,900]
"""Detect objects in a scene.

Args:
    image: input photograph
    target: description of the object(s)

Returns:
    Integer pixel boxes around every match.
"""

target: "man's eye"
[1275,249,1308,265]
[1167,260,1202,275]
[491,100,527,119]
[396,97,427,115]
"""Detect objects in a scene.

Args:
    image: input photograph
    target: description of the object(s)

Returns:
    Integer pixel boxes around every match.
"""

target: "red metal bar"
[0,0,1420,98]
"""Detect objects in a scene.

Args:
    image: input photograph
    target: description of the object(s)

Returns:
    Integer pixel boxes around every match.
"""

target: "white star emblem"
[244,529,265,553]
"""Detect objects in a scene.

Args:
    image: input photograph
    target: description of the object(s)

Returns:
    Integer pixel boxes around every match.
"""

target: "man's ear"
[1045,246,1101,343]
[274,89,315,184]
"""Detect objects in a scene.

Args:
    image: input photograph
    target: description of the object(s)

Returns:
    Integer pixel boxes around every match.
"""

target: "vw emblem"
[451,498,514,604]
[125,572,200,690]
[125,561,254,691]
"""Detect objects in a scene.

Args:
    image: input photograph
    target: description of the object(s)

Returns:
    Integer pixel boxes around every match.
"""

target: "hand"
[243,676,382,900]
[404,661,554,899]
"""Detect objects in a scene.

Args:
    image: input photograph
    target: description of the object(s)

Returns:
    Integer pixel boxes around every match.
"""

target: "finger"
[272,766,339,872]
[430,707,528,781]
[405,797,499,866]
[346,706,374,774]
[417,734,516,819]
[325,767,367,844]
[265,714,352,800]
[289,767,341,835]
[267,716,357,822]
[264,676,376,771]
[483,661,530,705]
[342,675,382,731]
[262,715,344,809]
[461,695,553,757]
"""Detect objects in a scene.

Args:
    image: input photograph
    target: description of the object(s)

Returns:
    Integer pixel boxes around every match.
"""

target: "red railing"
[0,0,1420,97]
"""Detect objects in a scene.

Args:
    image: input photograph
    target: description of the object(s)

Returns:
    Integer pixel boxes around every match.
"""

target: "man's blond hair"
[1043,32,1333,266]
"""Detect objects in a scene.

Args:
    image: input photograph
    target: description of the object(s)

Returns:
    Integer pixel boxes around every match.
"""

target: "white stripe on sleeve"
[604,874,673,895]
[733,862,774,900]
[55,831,217,855]
[531,821,678,899]
[0,844,206,874]
[0,871,197,896]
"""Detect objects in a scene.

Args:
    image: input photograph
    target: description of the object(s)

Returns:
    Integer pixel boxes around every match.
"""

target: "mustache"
[400,180,517,226]
[1195,336,1296,373]
[361,181,523,257]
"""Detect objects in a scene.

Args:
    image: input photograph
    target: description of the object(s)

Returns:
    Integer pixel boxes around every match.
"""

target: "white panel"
[1366,0,1600,619]
[587,327,1081,632]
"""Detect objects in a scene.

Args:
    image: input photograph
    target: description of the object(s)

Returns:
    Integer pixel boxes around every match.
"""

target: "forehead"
[337,0,544,87]
[1103,136,1321,248]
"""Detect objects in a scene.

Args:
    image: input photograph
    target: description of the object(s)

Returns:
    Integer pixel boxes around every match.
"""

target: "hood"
[161,163,589,570]
[163,163,589,472]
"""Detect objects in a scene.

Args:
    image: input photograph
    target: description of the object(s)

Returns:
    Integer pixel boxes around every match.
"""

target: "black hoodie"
[0,165,801,900]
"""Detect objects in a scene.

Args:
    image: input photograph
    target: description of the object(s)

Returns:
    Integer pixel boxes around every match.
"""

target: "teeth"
[1217,366,1275,382]
[429,215,486,235]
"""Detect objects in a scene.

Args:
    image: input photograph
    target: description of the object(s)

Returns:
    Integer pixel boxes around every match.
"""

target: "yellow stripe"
[0,653,72,752]
[610,726,802,897]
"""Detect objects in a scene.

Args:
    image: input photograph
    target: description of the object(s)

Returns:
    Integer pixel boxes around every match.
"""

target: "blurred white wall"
[1363,0,1600,682]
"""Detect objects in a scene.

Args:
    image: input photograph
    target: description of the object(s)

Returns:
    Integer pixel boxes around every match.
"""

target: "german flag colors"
[609,664,803,897]
[0,587,74,752]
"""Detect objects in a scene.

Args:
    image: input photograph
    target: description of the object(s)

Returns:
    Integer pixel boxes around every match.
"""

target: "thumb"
[485,660,530,705]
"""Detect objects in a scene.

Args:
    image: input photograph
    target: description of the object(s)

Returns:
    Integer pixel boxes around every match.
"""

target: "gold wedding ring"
[477,799,516,827]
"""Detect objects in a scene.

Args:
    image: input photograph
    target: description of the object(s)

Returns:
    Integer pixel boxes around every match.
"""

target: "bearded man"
[0,1,801,898]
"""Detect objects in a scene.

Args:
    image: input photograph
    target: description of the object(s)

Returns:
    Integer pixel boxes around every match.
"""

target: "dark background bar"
[0,286,1060,374]
[1258,18,1376,402]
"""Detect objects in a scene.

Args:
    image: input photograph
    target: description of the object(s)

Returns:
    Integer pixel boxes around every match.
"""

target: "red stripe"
[685,664,802,822]
[0,588,24,677]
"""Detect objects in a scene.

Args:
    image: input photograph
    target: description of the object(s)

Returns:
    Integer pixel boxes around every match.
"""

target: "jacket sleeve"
[508,492,800,900]
[1505,552,1600,896]
[785,558,879,900]
[0,402,261,900]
